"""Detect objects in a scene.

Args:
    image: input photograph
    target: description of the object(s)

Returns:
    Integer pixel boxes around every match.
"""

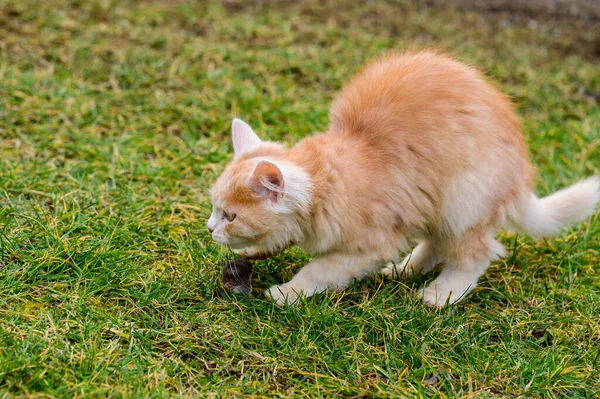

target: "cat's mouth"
[212,233,248,249]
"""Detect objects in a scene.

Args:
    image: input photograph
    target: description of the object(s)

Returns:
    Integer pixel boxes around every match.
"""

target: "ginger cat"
[207,51,599,307]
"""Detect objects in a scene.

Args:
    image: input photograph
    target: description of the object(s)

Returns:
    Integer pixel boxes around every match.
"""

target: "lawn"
[0,0,598,397]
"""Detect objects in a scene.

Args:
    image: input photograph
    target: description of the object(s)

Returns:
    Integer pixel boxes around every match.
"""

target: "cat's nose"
[207,226,214,234]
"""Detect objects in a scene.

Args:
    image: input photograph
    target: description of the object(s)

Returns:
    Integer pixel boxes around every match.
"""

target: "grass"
[0,0,598,397]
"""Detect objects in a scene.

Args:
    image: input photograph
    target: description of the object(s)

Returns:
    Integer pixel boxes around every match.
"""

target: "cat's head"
[207,119,312,251]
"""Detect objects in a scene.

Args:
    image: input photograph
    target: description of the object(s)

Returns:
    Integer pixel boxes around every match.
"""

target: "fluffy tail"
[510,177,600,237]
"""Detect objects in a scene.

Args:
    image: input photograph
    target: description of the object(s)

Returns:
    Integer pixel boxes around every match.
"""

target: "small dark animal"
[221,259,253,294]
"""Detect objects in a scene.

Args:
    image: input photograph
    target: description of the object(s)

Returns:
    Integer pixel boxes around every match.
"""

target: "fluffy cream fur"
[208,51,600,307]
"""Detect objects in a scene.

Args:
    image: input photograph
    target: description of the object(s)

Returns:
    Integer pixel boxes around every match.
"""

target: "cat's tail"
[509,177,600,237]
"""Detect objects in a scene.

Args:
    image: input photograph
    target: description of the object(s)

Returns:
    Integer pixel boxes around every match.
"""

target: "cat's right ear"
[232,118,262,156]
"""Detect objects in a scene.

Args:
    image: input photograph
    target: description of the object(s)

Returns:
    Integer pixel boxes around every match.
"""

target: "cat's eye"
[223,211,237,222]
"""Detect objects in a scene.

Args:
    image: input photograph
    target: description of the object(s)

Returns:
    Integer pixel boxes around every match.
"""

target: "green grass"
[0,0,599,397]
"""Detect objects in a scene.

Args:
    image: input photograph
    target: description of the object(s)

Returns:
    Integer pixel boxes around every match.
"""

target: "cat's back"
[329,51,518,142]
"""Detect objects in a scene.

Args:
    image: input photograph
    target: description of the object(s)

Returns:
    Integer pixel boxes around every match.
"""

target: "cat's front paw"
[265,284,299,306]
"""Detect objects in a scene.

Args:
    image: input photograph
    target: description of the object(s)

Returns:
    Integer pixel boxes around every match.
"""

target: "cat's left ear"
[232,118,262,156]
[249,160,284,201]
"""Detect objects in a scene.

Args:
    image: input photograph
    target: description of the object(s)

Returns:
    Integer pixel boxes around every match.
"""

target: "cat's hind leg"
[421,229,505,307]
[381,240,439,279]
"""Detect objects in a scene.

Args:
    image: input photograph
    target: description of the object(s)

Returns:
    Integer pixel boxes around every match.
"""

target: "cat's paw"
[381,260,414,279]
[421,279,474,307]
[422,283,453,307]
[265,284,299,306]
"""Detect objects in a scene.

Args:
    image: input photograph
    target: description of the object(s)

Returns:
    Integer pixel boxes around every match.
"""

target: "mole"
[221,259,253,295]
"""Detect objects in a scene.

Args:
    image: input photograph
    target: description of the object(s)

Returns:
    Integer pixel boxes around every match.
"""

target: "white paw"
[421,279,475,308]
[265,284,299,306]
[381,260,414,279]
[422,283,453,307]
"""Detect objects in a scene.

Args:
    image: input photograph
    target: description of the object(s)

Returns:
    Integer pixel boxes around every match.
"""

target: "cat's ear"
[249,160,284,201]
[232,118,262,156]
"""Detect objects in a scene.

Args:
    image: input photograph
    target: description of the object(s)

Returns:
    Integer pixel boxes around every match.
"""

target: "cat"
[207,50,600,307]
